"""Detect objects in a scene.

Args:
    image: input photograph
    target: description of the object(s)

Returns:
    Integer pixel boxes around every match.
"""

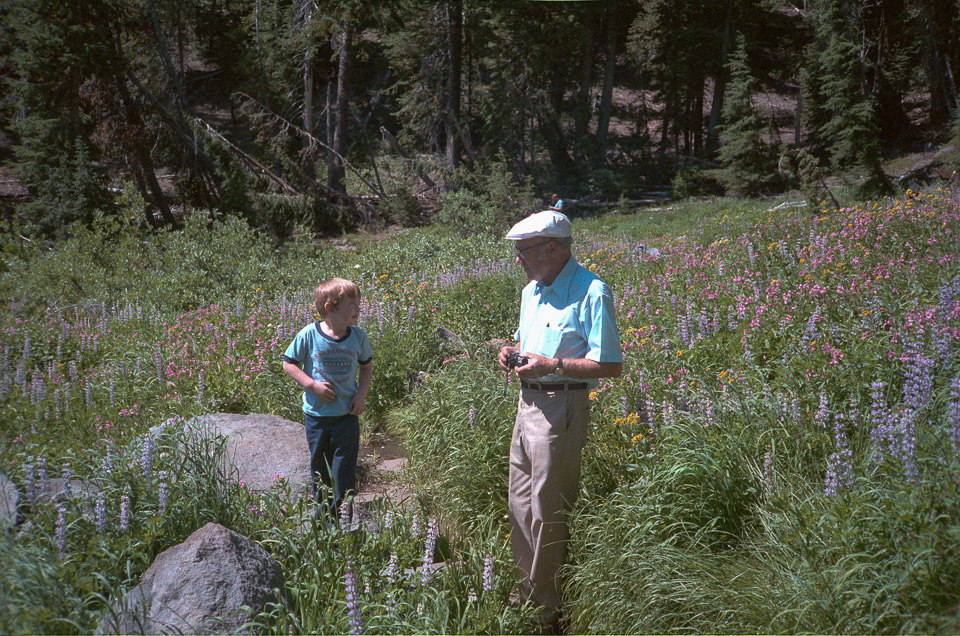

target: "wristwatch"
[556,358,564,374]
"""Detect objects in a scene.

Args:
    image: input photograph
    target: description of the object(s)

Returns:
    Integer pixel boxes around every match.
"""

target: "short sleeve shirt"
[283,323,373,416]
[514,257,622,387]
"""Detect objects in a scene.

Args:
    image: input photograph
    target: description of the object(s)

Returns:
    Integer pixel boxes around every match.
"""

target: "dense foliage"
[1,0,958,238]
[1,185,958,633]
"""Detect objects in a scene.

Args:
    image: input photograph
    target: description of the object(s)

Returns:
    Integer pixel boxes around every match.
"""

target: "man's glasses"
[514,240,552,259]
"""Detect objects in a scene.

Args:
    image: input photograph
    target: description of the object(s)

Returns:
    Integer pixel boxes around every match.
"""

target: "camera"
[506,352,528,368]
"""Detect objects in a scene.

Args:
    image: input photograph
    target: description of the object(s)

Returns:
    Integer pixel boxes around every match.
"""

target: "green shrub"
[671,164,725,199]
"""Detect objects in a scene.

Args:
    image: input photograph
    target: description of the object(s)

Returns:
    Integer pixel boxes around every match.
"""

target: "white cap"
[505,210,572,241]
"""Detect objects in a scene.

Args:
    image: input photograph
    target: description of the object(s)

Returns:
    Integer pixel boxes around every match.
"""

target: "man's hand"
[498,345,520,371]
[309,380,337,402]
[513,352,557,379]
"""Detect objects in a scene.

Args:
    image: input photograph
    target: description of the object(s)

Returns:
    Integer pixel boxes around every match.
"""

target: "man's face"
[513,238,554,281]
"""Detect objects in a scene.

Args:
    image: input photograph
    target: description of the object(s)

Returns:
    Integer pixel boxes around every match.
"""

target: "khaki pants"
[509,387,590,622]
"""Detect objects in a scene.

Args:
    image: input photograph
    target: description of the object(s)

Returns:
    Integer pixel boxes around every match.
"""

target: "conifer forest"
[1,0,958,237]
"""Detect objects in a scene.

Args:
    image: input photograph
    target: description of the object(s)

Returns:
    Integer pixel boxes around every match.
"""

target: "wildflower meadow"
[1,187,959,633]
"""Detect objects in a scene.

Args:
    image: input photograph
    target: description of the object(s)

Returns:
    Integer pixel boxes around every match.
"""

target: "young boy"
[282,278,372,521]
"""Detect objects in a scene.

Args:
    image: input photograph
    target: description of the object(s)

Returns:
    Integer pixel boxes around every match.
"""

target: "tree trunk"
[922,2,959,126]
[574,7,597,160]
[110,29,179,228]
[706,11,732,157]
[693,80,704,157]
[444,1,462,172]
[794,87,803,148]
[539,116,577,180]
[593,7,616,168]
[328,21,349,194]
[326,70,335,187]
[301,0,316,182]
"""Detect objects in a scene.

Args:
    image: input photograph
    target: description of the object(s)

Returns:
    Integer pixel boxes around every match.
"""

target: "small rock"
[0,473,20,528]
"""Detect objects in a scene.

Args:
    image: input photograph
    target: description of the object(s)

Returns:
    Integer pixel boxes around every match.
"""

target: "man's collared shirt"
[514,257,622,387]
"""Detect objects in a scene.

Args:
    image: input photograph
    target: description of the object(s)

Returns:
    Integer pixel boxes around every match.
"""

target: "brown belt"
[520,380,589,391]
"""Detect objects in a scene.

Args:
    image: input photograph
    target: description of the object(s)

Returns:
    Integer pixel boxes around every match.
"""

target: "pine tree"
[717,34,773,196]
[6,0,116,236]
[807,0,891,195]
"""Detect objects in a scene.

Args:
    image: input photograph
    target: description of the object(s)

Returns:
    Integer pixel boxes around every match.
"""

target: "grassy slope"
[2,183,960,633]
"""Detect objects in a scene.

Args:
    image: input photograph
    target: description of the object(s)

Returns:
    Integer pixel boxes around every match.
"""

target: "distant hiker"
[282,278,372,522]
[498,210,623,633]
[548,193,564,212]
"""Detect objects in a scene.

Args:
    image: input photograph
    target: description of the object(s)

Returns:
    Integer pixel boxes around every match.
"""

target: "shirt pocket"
[538,326,564,357]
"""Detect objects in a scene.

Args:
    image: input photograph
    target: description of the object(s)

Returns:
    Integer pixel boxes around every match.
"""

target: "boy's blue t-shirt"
[282,322,373,417]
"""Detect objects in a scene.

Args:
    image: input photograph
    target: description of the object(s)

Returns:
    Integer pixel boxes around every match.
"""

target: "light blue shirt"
[514,257,622,387]
[283,323,372,417]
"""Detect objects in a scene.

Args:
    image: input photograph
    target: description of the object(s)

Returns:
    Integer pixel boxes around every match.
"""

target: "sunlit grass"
[1,186,959,633]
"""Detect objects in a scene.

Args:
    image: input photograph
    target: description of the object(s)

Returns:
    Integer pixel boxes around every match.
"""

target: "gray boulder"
[0,473,19,528]
[194,413,311,493]
[98,522,285,635]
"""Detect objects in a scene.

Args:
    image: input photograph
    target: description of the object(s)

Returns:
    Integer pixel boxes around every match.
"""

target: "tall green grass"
[2,186,959,633]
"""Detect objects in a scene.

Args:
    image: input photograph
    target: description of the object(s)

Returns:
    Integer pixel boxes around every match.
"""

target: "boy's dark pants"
[304,413,359,517]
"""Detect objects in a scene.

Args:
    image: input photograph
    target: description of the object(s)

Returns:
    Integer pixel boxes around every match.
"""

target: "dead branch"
[235,92,384,198]
[194,118,299,195]
[379,126,439,191]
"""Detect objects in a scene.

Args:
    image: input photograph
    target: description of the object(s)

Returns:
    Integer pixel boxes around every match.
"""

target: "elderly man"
[498,210,623,632]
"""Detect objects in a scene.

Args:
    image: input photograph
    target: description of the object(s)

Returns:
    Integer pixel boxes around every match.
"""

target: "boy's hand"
[349,395,366,415]
[309,380,337,402]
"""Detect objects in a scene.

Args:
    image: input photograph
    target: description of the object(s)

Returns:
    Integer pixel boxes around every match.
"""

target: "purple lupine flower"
[662,400,675,428]
[814,391,829,428]
[903,352,934,412]
[763,448,775,492]
[385,553,399,585]
[153,347,163,382]
[36,455,48,496]
[197,370,205,403]
[102,448,115,476]
[482,555,495,592]
[825,413,855,497]
[469,405,476,429]
[727,305,738,332]
[703,399,716,427]
[422,519,438,585]
[800,308,820,350]
[85,378,93,409]
[384,511,394,531]
[157,471,168,514]
[411,512,422,537]
[621,396,630,417]
[23,464,34,504]
[899,410,919,483]
[645,398,658,436]
[140,435,154,478]
[55,504,67,558]
[95,493,107,533]
[120,493,131,531]
[345,560,362,635]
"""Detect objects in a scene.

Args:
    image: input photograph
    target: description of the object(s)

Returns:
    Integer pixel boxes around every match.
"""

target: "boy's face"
[325,294,360,327]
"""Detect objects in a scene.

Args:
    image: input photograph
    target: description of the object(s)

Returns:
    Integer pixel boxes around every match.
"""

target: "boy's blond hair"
[313,278,360,319]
